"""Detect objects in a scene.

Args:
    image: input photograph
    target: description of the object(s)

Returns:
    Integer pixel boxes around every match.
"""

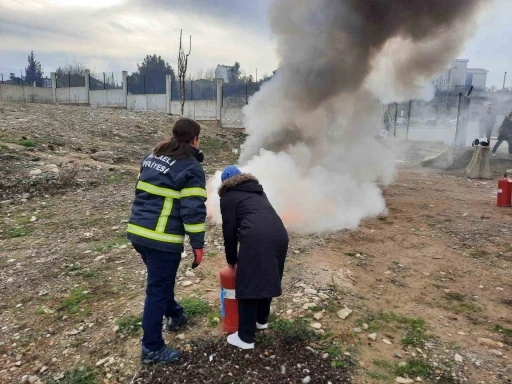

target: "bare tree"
[194,69,204,80]
[204,67,216,80]
[178,30,191,116]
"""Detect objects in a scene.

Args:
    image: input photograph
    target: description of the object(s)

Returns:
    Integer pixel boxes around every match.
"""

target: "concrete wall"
[0,77,244,128]
[147,95,167,111]
[169,100,217,120]
[56,87,88,104]
[0,84,53,103]
[89,89,125,107]
[221,106,244,128]
[127,94,167,111]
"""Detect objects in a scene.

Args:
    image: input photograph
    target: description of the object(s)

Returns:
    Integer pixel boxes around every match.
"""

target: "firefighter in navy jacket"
[127,118,207,364]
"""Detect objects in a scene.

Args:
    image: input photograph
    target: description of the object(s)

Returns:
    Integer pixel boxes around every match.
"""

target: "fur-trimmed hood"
[218,173,261,196]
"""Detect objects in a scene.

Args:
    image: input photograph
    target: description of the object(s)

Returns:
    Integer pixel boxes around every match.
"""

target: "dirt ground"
[0,101,511,384]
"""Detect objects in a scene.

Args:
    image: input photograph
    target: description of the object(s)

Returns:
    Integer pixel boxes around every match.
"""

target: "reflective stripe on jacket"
[127,150,207,253]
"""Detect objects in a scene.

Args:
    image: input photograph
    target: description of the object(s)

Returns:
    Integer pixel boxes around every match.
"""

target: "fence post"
[406,100,412,140]
[165,74,171,114]
[84,70,90,105]
[51,72,57,103]
[143,76,146,94]
[216,78,223,122]
[33,81,36,88]
[394,102,398,137]
[122,71,128,109]
[245,83,248,104]
[103,73,106,90]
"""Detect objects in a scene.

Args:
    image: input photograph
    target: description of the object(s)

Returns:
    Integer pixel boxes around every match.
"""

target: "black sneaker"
[166,314,188,332]
[141,345,181,365]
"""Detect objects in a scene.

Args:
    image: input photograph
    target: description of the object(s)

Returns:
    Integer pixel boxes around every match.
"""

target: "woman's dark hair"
[153,118,201,159]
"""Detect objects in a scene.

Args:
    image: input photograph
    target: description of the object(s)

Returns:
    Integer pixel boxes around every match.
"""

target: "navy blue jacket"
[127,147,207,255]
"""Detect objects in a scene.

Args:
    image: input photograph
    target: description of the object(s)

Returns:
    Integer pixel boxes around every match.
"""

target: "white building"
[432,59,488,91]
[215,65,230,83]
[465,68,488,90]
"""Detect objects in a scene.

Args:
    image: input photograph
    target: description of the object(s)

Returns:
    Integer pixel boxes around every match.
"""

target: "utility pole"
[503,72,507,90]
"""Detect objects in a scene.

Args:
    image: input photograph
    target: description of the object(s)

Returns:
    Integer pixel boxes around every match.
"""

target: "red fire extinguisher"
[497,174,512,207]
[219,266,238,333]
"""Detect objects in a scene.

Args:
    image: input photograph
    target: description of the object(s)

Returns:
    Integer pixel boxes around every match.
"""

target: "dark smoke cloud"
[268,0,485,111]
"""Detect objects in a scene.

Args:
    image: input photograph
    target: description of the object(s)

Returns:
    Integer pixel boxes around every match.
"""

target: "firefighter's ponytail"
[154,118,201,159]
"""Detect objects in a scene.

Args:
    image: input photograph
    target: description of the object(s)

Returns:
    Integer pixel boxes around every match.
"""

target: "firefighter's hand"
[191,249,203,269]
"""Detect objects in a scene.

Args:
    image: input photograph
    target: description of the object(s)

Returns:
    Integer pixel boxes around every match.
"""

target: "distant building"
[432,59,488,91]
[215,65,230,83]
[42,77,52,88]
[465,68,488,90]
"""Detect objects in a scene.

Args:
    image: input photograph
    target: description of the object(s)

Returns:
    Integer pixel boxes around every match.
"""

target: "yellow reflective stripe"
[127,224,184,244]
[137,181,181,199]
[184,223,206,233]
[156,197,174,233]
[181,187,207,199]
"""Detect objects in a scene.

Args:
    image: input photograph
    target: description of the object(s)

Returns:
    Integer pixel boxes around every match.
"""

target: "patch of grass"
[446,292,465,301]
[106,173,125,185]
[366,371,393,382]
[358,312,430,346]
[470,249,489,259]
[115,314,142,335]
[207,312,221,327]
[492,324,512,345]
[331,360,349,369]
[401,318,430,346]
[50,138,66,147]
[21,295,33,304]
[45,366,96,384]
[395,359,432,377]
[200,137,225,151]
[92,239,128,252]
[58,288,89,314]
[36,307,47,316]
[373,359,395,370]
[271,318,318,343]
[493,324,512,336]
[80,271,98,279]
[18,139,36,147]
[181,297,211,317]
[6,227,32,238]
[0,144,10,153]
[325,346,342,357]
[207,251,218,258]
[443,294,483,314]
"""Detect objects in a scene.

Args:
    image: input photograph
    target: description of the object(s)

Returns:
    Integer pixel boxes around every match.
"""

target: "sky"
[0,0,511,86]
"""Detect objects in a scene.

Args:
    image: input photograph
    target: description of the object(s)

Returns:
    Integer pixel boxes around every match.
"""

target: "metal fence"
[56,72,85,88]
[384,87,499,147]
[172,79,217,101]
[222,81,261,106]
[90,72,123,90]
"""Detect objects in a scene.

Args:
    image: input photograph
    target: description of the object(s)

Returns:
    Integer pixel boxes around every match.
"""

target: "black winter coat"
[498,117,512,139]
[219,174,288,299]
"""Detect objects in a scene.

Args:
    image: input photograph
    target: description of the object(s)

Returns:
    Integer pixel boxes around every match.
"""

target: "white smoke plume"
[207,0,488,233]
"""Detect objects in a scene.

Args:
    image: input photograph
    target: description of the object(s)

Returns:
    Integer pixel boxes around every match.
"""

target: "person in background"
[491,112,512,157]
[479,102,497,142]
[218,166,289,350]
[127,118,207,364]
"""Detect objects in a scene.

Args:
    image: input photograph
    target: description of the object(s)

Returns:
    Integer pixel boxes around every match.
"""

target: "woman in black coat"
[218,166,289,349]
[492,112,512,156]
